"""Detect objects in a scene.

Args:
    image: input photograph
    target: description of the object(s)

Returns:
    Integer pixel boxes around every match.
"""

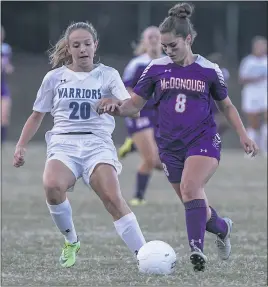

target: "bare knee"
[43,177,68,204]
[144,154,157,170]
[180,179,201,202]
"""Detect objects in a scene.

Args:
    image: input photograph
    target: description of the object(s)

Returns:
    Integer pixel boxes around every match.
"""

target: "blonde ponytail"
[48,36,72,69]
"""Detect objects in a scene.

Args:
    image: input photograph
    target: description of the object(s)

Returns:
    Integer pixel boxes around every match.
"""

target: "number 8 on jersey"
[175,93,186,113]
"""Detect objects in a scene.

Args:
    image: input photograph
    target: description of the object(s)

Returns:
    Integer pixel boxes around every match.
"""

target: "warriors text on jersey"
[33,64,130,137]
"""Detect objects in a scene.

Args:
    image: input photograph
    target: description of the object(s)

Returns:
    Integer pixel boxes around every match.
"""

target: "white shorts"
[242,89,267,114]
[45,133,122,187]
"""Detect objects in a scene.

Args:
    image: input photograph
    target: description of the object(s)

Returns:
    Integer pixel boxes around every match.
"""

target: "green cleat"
[59,240,80,268]
[129,198,147,207]
[118,137,135,159]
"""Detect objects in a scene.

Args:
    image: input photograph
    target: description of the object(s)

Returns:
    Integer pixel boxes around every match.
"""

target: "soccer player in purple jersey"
[119,26,164,206]
[98,3,258,271]
[1,26,14,143]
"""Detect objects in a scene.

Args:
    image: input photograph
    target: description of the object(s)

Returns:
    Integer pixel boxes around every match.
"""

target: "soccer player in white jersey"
[13,22,146,268]
[239,36,267,156]
[98,3,258,271]
[119,26,164,206]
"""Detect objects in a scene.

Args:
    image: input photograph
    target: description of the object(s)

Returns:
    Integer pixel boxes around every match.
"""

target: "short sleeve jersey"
[133,55,228,151]
[122,53,164,114]
[239,54,267,95]
[33,64,130,138]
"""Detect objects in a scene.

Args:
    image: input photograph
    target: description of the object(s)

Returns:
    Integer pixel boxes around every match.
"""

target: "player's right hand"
[97,99,121,116]
[13,145,26,167]
[239,135,259,157]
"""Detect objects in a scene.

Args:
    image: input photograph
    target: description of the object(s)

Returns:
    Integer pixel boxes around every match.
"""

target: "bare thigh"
[90,163,131,220]
[43,159,76,204]
[132,128,160,171]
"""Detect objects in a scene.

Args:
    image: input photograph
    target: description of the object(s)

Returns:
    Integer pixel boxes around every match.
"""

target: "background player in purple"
[1,25,14,143]
[207,52,230,136]
[97,3,258,271]
[119,26,164,206]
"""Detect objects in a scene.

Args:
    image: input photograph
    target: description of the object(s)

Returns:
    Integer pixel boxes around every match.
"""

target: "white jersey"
[239,55,267,113]
[33,64,130,138]
[239,55,267,95]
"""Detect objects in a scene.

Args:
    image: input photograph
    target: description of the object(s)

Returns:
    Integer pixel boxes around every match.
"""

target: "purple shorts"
[125,108,157,136]
[159,132,222,183]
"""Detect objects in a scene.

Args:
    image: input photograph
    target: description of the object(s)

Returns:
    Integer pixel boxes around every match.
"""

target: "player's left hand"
[97,99,121,116]
[240,135,259,157]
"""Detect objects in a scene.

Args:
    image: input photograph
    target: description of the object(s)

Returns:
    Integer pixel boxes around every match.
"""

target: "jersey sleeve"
[132,63,155,100]
[122,60,136,88]
[33,72,54,112]
[210,64,228,101]
[108,69,131,101]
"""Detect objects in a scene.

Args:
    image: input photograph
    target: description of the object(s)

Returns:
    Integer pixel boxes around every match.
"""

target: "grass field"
[1,143,267,286]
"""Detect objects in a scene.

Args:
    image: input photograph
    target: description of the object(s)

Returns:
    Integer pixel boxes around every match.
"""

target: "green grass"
[1,143,267,286]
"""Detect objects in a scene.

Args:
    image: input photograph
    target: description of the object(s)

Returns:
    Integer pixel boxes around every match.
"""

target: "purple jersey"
[122,53,158,114]
[133,55,228,152]
[122,53,163,136]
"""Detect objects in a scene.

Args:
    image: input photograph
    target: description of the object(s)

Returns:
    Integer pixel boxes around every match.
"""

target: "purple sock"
[135,172,151,200]
[206,206,228,239]
[1,126,7,142]
[184,199,207,252]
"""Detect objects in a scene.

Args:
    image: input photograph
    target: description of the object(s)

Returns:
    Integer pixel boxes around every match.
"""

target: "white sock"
[260,124,267,153]
[47,199,78,244]
[247,128,259,146]
[114,212,146,255]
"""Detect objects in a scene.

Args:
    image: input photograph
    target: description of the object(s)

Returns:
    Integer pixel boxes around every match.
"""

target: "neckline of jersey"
[172,54,200,68]
[64,63,102,75]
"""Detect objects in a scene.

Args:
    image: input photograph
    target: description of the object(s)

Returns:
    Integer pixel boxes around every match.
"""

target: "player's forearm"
[221,104,247,138]
[119,99,141,117]
[16,112,45,147]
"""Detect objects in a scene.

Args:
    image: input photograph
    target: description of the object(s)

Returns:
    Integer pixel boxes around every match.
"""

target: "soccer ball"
[137,240,177,275]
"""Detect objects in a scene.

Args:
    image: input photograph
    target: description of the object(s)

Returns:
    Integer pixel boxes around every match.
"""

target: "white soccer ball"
[137,240,177,275]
